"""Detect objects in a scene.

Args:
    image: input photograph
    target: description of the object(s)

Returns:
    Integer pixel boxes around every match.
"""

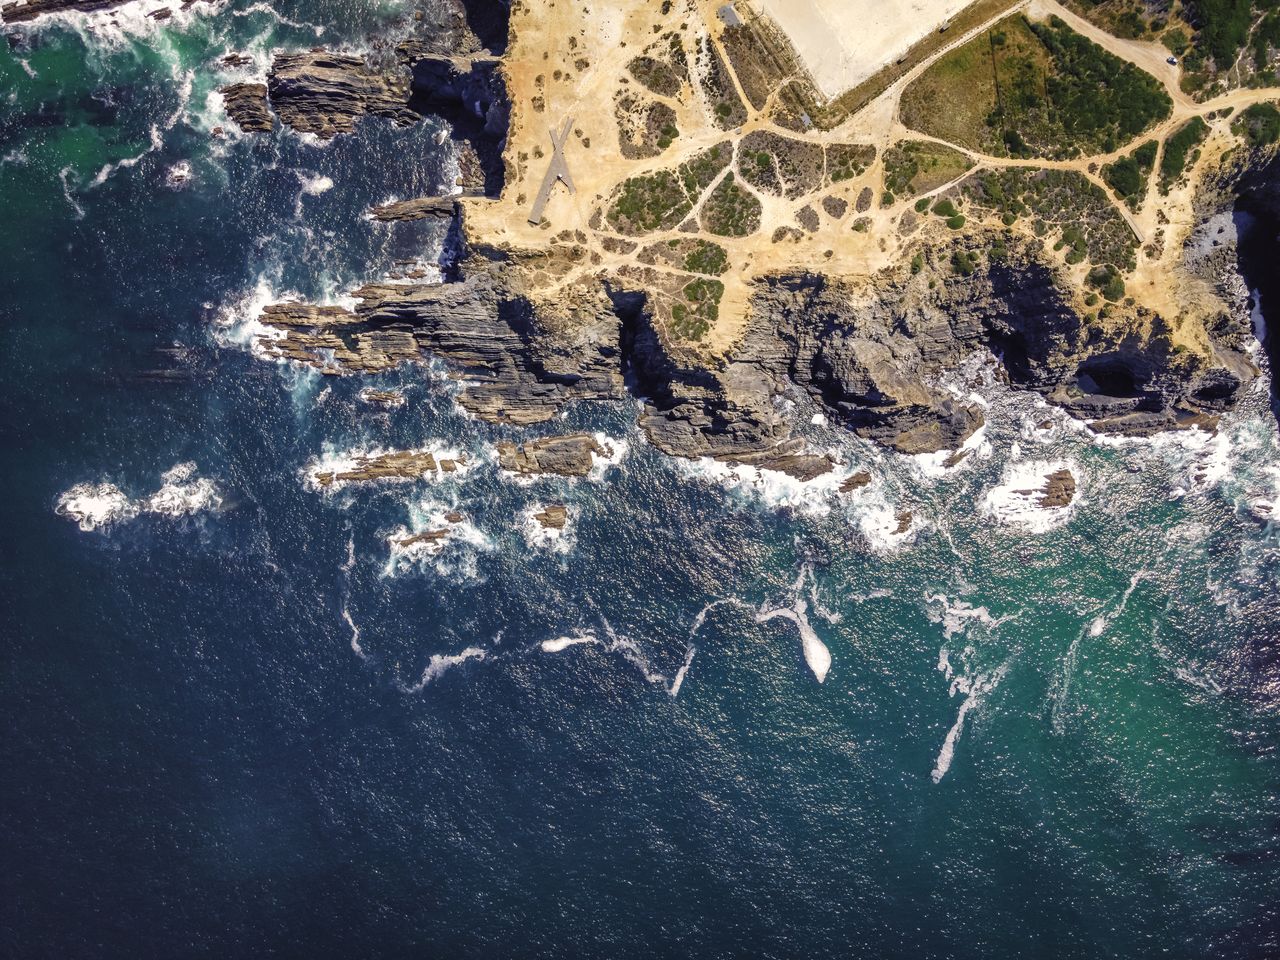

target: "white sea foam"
[56,462,221,531]
[756,566,832,683]
[342,605,366,660]
[399,646,487,693]
[680,455,856,517]
[541,631,597,653]
[144,461,222,517]
[598,615,667,685]
[854,487,921,556]
[58,166,86,219]
[212,279,295,359]
[539,616,669,686]
[5,0,217,50]
[931,662,1008,783]
[229,0,324,35]
[668,645,696,697]
[55,482,139,531]
[980,460,1080,533]
[925,593,1009,641]
[292,172,334,217]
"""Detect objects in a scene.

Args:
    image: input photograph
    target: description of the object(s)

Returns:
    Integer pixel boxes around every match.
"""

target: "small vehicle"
[1167,56,1179,66]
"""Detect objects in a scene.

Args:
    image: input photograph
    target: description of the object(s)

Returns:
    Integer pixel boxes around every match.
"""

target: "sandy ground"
[754,0,984,100]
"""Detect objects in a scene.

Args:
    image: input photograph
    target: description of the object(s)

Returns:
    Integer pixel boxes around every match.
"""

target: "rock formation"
[312,448,464,488]
[369,197,459,223]
[1036,469,1077,509]
[0,0,200,22]
[497,435,604,477]
[532,504,569,529]
[266,50,418,139]
[219,82,272,133]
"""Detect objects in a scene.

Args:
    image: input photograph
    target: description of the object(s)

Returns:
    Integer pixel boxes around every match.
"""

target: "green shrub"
[1236,102,1280,147]
[1161,116,1210,185]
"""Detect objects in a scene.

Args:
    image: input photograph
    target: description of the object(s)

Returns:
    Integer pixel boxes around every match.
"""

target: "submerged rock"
[312,449,464,488]
[358,388,406,407]
[839,470,872,493]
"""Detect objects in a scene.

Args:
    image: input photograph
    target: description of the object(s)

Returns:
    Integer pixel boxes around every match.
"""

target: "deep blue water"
[4,4,1280,958]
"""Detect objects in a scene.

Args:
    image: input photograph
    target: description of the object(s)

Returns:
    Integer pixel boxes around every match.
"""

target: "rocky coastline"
[211,0,1270,480]
[11,0,1272,479]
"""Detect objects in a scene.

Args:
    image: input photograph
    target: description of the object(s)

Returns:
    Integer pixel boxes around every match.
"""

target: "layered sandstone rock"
[497,435,604,477]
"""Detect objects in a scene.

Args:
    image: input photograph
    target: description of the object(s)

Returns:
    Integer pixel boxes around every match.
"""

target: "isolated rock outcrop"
[497,435,604,477]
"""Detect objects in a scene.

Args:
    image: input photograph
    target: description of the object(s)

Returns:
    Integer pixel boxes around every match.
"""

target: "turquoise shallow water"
[3,4,1280,958]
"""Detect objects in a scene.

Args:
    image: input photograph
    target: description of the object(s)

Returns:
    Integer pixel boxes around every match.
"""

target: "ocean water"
[3,4,1280,958]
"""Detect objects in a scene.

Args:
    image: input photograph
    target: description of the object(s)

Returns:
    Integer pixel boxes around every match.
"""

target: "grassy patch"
[901,14,1171,158]
[883,141,973,198]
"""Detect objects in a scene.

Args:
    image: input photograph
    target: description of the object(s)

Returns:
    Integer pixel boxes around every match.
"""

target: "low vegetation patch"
[700,173,762,237]
[696,36,747,130]
[737,130,825,199]
[1234,102,1280,147]
[627,56,682,98]
[826,143,877,183]
[964,168,1138,271]
[607,170,692,235]
[1103,139,1157,208]
[678,142,733,199]
[883,141,973,199]
[1160,117,1209,189]
[614,95,679,159]
[901,14,1171,159]
[671,277,724,341]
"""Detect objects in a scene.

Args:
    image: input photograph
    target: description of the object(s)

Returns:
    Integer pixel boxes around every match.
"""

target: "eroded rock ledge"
[256,208,1257,478]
